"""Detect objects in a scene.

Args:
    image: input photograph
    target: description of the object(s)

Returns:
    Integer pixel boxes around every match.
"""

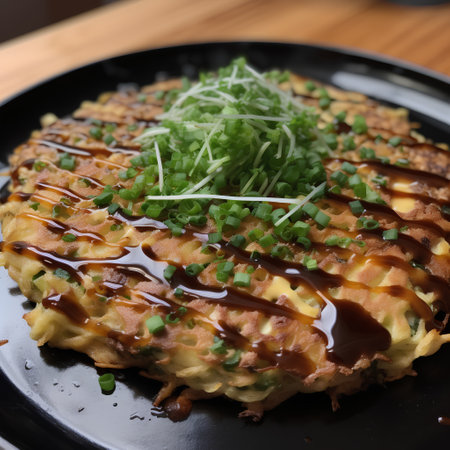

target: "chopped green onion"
[359,147,376,159]
[305,80,316,92]
[165,312,180,324]
[107,203,120,214]
[388,136,402,147]
[330,170,348,186]
[105,123,116,133]
[207,232,222,244]
[163,265,177,280]
[62,233,77,242]
[254,203,273,221]
[325,235,340,246]
[352,115,368,134]
[98,373,115,392]
[30,202,40,210]
[303,255,318,271]
[348,174,362,187]
[248,228,264,241]
[343,136,356,151]
[292,221,310,237]
[146,315,165,334]
[233,272,251,287]
[93,187,114,207]
[210,337,227,354]
[302,202,319,219]
[174,288,184,297]
[225,216,241,229]
[382,228,399,240]
[103,134,115,145]
[319,97,331,109]
[59,153,76,171]
[185,263,204,277]
[32,270,46,281]
[223,350,242,371]
[89,127,103,140]
[296,236,311,249]
[358,217,380,230]
[372,175,387,186]
[335,111,346,122]
[217,261,235,274]
[341,162,357,174]
[314,210,331,228]
[349,200,364,216]
[229,234,246,248]
[33,160,47,172]
[395,158,409,166]
[258,234,277,247]
[54,268,70,280]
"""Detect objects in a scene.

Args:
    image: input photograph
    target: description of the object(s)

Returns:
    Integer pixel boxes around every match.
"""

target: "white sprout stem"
[167,82,205,110]
[258,176,269,195]
[134,127,170,142]
[227,64,238,89]
[154,141,164,192]
[263,166,284,197]
[145,193,304,204]
[276,134,284,159]
[241,170,260,195]
[313,129,331,154]
[244,64,308,113]
[282,124,296,158]
[219,114,291,122]
[183,168,222,195]
[253,141,271,167]
[190,120,223,175]
[274,181,327,227]
[207,155,230,174]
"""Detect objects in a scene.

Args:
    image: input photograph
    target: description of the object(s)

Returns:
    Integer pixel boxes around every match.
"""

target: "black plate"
[0,42,449,450]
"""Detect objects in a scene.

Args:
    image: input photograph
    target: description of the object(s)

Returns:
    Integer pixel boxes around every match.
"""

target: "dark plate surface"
[0,42,449,450]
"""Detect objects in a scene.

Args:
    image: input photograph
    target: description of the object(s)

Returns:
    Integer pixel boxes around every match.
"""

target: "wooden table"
[0,0,449,102]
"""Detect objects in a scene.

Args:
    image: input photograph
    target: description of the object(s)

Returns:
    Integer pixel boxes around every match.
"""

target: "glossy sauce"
[1,238,392,368]
[327,157,449,188]
[2,92,449,391]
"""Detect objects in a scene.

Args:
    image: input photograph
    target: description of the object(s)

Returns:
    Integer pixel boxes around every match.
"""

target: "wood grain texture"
[0,0,449,102]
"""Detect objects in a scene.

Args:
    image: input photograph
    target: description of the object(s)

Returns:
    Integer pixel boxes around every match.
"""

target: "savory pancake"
[0,58,449,420]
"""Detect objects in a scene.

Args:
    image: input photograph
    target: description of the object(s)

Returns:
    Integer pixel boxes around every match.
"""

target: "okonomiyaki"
[0,58,449,420]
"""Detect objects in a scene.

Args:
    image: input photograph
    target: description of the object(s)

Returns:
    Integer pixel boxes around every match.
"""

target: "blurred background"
[0,0,449,100]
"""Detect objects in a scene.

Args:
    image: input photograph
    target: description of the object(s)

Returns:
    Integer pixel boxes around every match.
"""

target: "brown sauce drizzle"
[318,298,390,365]
[222,241,439,330]
[35,139,141,157]
[10,158,35,185]
[358,229,436,265]
[162,396,192,422]
[327,192,449,241]
[8,192,32,202]
[10,158,104,189]
[438,416,450,426]
[327,158,449,188]
[42,293,89,325]
[1,239,391,368]
[381,186,449,209]
[35,182,86,203]
[19,213,105,243]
